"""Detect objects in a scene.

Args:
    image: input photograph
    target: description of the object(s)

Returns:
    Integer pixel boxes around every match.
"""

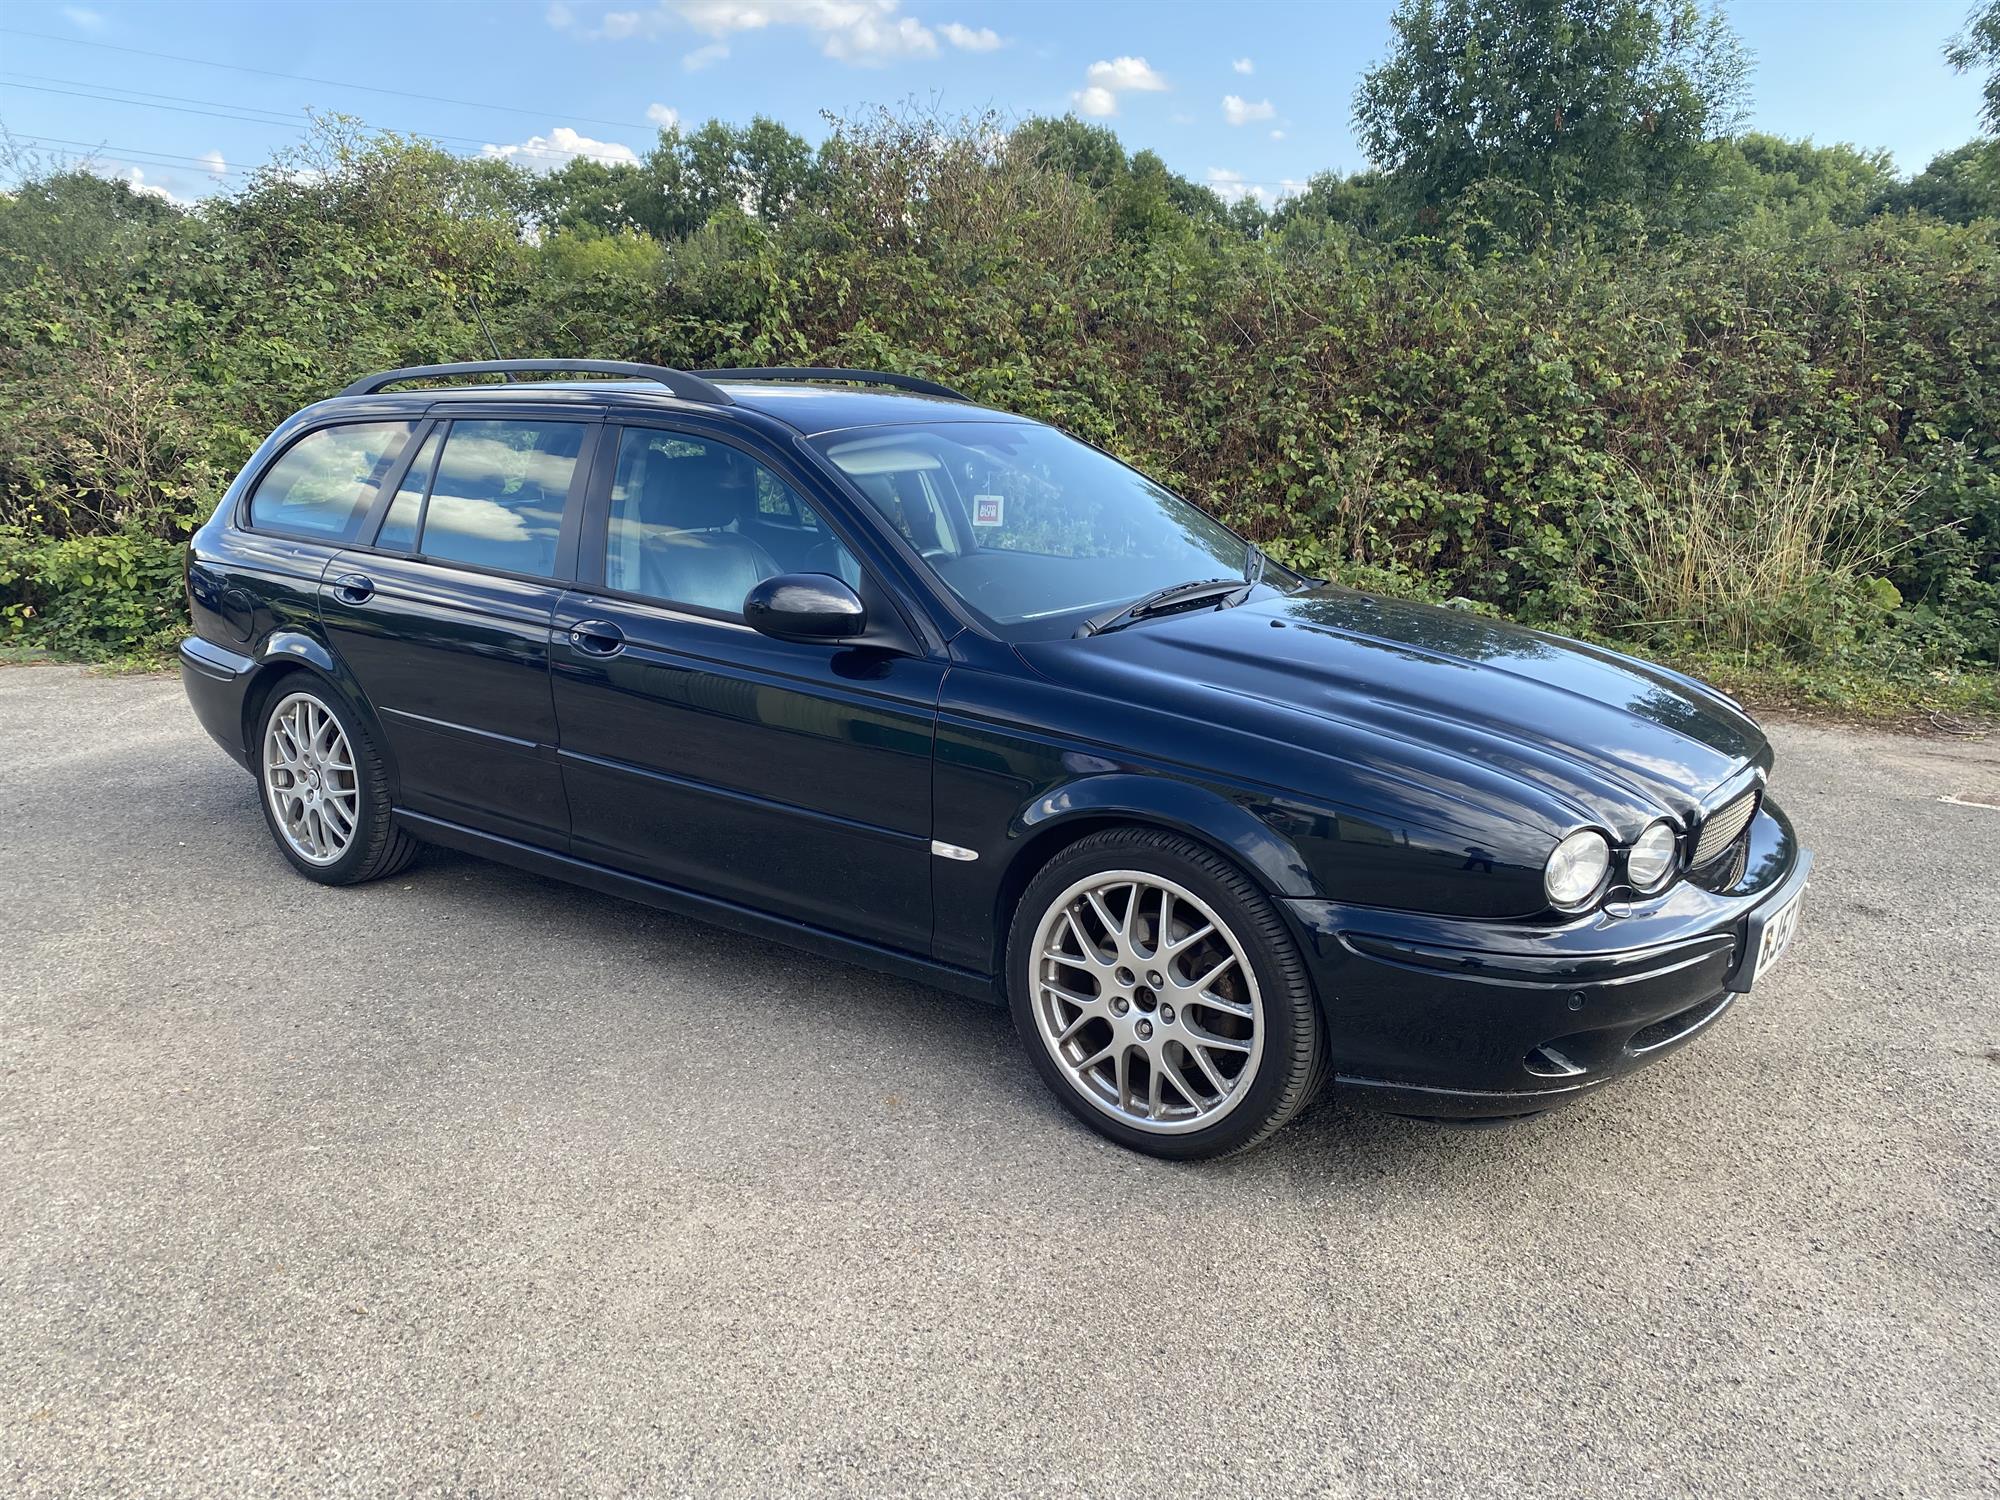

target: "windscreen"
[810,421,1256,639]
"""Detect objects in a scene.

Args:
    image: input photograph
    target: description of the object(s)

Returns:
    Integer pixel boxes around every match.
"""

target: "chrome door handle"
[569,619,626,657]
[332,572,375,604]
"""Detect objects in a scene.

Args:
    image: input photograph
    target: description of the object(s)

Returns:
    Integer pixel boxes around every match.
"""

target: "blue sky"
[0,1,1988,207]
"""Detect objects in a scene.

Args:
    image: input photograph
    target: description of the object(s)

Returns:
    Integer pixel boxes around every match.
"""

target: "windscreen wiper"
[1076,577,1246,637]
[1243,542,1269,589]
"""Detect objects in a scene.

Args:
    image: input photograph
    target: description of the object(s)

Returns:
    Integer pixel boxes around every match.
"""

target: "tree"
[1878,139,2000,223]
[1947,1,2000,131]
[1700,133,1900,239]
[1354,0,1749,240]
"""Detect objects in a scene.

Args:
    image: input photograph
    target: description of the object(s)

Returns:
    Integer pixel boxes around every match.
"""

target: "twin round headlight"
[1544,830,1611,910]
[1544,821,1680,910]
[1626,820,1679,892]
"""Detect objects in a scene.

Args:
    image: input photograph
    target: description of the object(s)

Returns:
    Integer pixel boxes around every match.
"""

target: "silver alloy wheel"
[1029,870,1266,1134]
[262,690,360,866]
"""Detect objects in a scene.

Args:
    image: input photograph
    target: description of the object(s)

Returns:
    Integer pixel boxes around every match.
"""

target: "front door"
[319,414,595,847]
[549,423,942,954]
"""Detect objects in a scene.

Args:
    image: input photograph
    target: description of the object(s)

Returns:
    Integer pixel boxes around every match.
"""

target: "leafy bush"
[0,110,1995,709]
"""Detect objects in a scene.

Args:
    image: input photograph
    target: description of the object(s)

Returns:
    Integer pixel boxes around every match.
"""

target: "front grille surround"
[1691,787,1760,868]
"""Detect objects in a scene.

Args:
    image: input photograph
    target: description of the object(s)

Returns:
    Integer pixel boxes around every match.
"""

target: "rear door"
[319,412,598,848]
[548,421,944,954]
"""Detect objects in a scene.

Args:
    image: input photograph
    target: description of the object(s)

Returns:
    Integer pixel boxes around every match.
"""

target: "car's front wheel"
[257,679,418,885]
[1008,827,1326,1158]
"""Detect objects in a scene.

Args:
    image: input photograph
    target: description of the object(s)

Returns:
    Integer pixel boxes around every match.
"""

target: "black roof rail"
[340,359,734,406]
[693,366,971,403]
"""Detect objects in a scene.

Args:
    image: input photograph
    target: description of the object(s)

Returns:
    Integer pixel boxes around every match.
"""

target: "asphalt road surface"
[2,664,1996,1498]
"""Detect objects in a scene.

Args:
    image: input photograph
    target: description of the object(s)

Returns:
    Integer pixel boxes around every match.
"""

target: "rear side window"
[419,419,585,578]
[247,421,417,539]
[374,429,439,552]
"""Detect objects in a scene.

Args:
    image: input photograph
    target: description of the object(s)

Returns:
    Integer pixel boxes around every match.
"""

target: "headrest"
[641,444,753,531]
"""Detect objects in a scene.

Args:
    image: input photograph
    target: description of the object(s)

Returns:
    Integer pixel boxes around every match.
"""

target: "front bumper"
[1285,796,1811,1118]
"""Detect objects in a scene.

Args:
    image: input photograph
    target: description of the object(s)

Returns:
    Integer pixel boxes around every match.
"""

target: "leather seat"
[629,446,781,613]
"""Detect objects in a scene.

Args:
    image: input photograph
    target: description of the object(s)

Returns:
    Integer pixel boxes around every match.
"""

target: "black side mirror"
[743,573,868,642]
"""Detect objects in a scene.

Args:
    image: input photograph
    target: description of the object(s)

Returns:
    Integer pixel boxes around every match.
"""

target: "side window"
[418,419,585,578]
[604,428,860,614]
[246,421,417,540]
[374,429,439,552]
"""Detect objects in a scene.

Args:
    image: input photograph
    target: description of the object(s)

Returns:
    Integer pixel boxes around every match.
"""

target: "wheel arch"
[989,773,1319,969]
[238,632,394,793]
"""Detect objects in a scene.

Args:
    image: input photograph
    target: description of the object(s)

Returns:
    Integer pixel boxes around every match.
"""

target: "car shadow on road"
[392,843,1539,1188]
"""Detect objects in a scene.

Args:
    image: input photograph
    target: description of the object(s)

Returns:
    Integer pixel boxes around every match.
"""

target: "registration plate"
[1749,890,1805,987]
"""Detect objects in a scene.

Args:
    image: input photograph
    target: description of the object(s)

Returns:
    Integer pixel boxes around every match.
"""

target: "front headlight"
[1545,830,1610,910]
[1626,820,1678,892]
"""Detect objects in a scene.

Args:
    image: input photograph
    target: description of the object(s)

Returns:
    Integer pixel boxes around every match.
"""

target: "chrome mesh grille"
[1692,789,1759,868]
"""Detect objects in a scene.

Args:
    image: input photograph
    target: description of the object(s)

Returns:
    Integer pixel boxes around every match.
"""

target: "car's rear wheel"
[1008,827,1326,1158]
[257,680,418,885]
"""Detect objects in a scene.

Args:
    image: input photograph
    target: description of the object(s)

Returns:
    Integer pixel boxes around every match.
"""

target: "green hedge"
[1,119,1995,697]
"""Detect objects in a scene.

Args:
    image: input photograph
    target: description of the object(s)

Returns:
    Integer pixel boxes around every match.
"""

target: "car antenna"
[468,292,513,381]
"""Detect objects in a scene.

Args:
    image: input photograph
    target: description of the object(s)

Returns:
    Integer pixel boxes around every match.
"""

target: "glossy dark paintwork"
[548,592,942,953]
[320,550,570,846]
[182,376,1810,1117]
[744,573,868,641]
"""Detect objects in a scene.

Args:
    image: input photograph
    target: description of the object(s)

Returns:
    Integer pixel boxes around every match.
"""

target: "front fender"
[1014,771,1320,899]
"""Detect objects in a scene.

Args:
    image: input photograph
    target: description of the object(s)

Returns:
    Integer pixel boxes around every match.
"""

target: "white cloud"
[556,1,998,64]
[1222,94,1275,126]
[61,6,105,29]
[198,149,227,176]
[821,11,935,62]
[1085,56,1166,92]
[1206,166,1276,207]
[1269,129,1285,141]
[1071,55,1166,118]
[481,126,641,172]
[116,166,187,204]
[646,102,680,127]
[940,21,1000,52]
[1232,57,1253,75]
[1074,86,1117,118]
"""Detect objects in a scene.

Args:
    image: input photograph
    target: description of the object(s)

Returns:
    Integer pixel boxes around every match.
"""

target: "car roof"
[345,378,1035,438]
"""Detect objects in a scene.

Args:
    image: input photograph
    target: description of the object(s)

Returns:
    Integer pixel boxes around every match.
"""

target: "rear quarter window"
[246,421,418,539]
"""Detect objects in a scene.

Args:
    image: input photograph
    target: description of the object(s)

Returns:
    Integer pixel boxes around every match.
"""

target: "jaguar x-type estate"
[180,360,1811,1157]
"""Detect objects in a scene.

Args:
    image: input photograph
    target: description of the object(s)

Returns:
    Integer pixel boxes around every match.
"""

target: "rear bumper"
[179,635,256,770]
[1285,797,1811,1119]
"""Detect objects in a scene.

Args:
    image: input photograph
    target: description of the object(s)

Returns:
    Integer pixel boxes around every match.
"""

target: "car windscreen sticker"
[972,494,1005,526]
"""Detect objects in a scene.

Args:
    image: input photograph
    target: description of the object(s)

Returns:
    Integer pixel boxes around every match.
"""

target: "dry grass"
[1599,444,1929,660]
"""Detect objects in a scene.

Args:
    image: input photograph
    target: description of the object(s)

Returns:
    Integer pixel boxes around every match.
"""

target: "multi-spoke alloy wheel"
[1011,827,1327,1158]
[254,680,418,886]
[1030,870,1267,1133]
[263,691,359,865]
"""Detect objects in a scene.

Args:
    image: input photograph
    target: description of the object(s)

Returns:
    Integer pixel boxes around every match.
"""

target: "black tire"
[253,674,419,886]
[1007,826,1327,1159]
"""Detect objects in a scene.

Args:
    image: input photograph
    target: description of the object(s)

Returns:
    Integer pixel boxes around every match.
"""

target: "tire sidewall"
[1007,831,1319,1159]
[255,675,387,884]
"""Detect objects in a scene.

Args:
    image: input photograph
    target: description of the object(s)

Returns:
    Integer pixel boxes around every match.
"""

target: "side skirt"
[395,809,1002,1006]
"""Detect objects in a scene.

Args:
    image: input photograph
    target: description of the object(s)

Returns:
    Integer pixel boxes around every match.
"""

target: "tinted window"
[374,429,439,552]
[605,429,860,613]
[247,421,417,539]
[418,420,584,577]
